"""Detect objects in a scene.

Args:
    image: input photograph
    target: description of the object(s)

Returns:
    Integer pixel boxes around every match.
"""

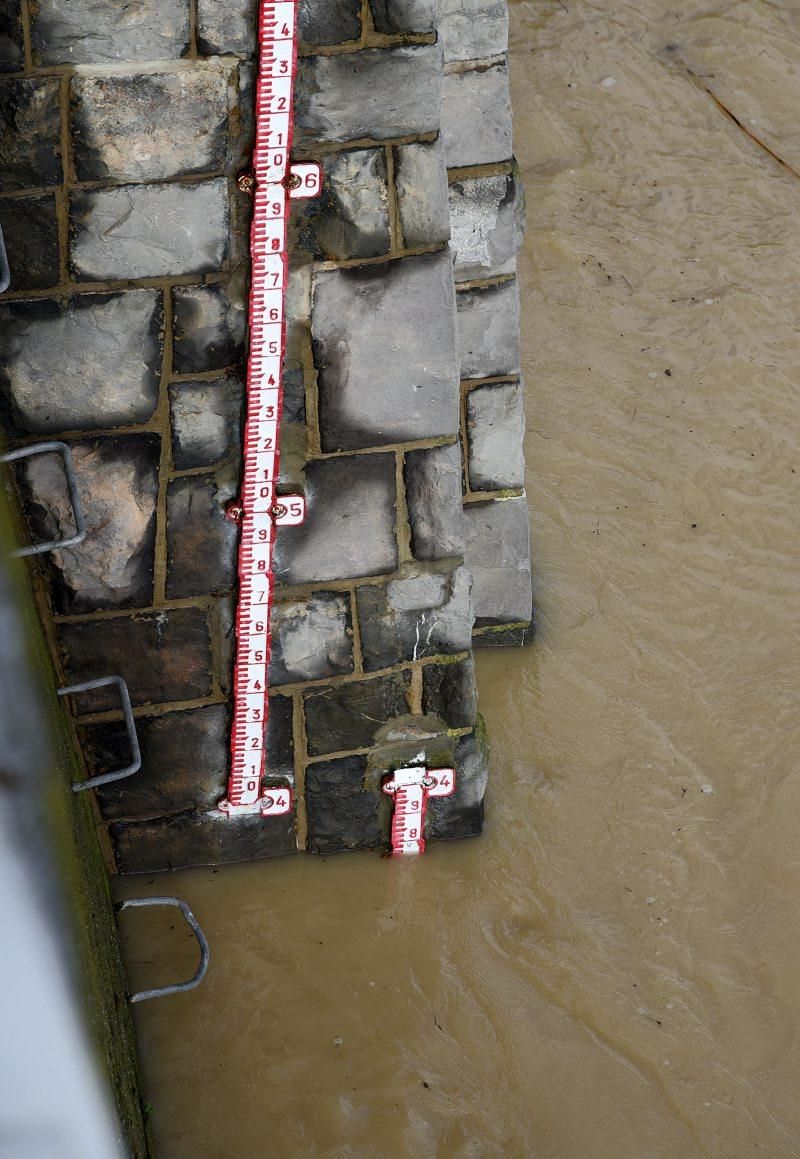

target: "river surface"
[116,2,800,1154]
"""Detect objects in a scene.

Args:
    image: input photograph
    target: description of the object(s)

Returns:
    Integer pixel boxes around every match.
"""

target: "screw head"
[286,172,302,190]
[237,173,255,194]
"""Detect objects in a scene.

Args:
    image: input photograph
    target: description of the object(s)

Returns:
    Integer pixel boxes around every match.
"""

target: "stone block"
[463,497,532,624]
[58,608,213,710]
[422,654,478,729]
[70,64,232,183]
[355,560,473,671]
[313,251,459,451]
[466,380,525,490]
[300,0,361,45]
[272,453,398,585]
[303,670,411,756]
[438,0,508,64]
[31,0,190,65]
[394,139,450,248]
[277,367,307,494]
[197,0,256,56]
[269,592,353,685]
[295,45,440,146]
[70,179,229,281]
[295,148,389,261]
[0,290,162,436]
[369,0,437,32]
[172,278,247,373]
[169,376,244,471]
[0,195,59,291]
[110,810,296,872]
[367,714,457,784]
[305,754,383,854]
[427,725,488,841]
[84,703,230,821]
[441,62,512,168]
[404,441,465,562]
[0,1,24,72]
[449,172,525,282]
[166,472,239,599]
[474,620,535,647]
[457,278,520,379]
[16,434,159,614]
[0,78,61,191]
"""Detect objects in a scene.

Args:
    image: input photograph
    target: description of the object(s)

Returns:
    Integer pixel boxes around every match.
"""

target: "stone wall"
[0,0,531,871]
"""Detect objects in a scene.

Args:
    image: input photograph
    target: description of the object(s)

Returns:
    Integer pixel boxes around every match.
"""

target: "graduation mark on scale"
[218,0,320,818]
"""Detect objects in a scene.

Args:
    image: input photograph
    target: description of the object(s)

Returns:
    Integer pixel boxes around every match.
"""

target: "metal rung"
[1,440,86,557]
[115,897,210,1003]
[0,221,9,294]
[57,676,141,792]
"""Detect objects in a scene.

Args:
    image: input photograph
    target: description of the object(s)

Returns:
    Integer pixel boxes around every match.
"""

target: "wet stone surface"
[457,278,521,379]
[58,608,213,710]
[169,376,244,471]
[295,148,390,262]
[0,291,162,436]
[394,138,451,249]
[300,0,361,46]
[305,754,384,855]
[0,195,60,291]
[17,434,160,614]
[172,280,247,374]
[273,454,398,585]
[441,63,513,168]
[369,0,437,33]
[196,0,257,56]
[426,725,488,841]
[463,497,533,625]
[466,380,525,491]
[449,172,525,282]
[110,810,296,873]
[166,472,239,600]
[405,441,466,562]
[422,654,478,730]
[70,179,229,281]
[269,593,353,686]
[0,78,62,190]
[70,65,233,183]
[355,561,474,671]
[31,0,190,65]
[303,670,412,756]
[0,0,24,72]
[313,251,459,451]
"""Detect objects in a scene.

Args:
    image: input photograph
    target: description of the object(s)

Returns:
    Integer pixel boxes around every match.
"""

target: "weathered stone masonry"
[0,0,531,870]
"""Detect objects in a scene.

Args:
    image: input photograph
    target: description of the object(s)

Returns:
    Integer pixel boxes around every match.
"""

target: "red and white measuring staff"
[219,1,320,818]
[382,768,456,856]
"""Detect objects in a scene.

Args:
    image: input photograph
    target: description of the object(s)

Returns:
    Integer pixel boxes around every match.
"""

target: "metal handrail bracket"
[57,675,141,792]
[116,897,210,1002]
[1,440,86,557]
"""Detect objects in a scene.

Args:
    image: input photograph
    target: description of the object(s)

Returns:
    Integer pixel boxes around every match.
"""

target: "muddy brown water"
[116,2,800,1154]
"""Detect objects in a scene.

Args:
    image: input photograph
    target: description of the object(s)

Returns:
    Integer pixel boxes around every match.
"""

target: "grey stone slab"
[295,148,390,261]
[457,277,520,378]
[404,441,465,562]
[0,194,59,291]
[304,670,411,756]
[367,714,457,786]
[466,380,525,490]
[295,44,441,146]
[438,0,508,64]
[272,453,398,585]
[449,172,525,281]
[355,560,473,671]
[463,497,532,624]
[0,0,24,72]
[31,0,190,65]
[441,62,512,168]
[422,654,478,729]
[110,809,296,872]
[313,251,460,451]
[70,64,232,183]
[172,279,247,373]
[166,472,239,599]
[369,0,437,32]
[58,608,213,710]
[16,434,159,614]
[169,376,244,471]
[70,179,229,281]
[269,592,353,685]
[197,0,256,55]
[427,725,488,840]
[0,78,61,191]
[300,0,361,45]
[394,138,450,248]
[305,754,383,854]
[474,619,535,647]
[0,290,162,437]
